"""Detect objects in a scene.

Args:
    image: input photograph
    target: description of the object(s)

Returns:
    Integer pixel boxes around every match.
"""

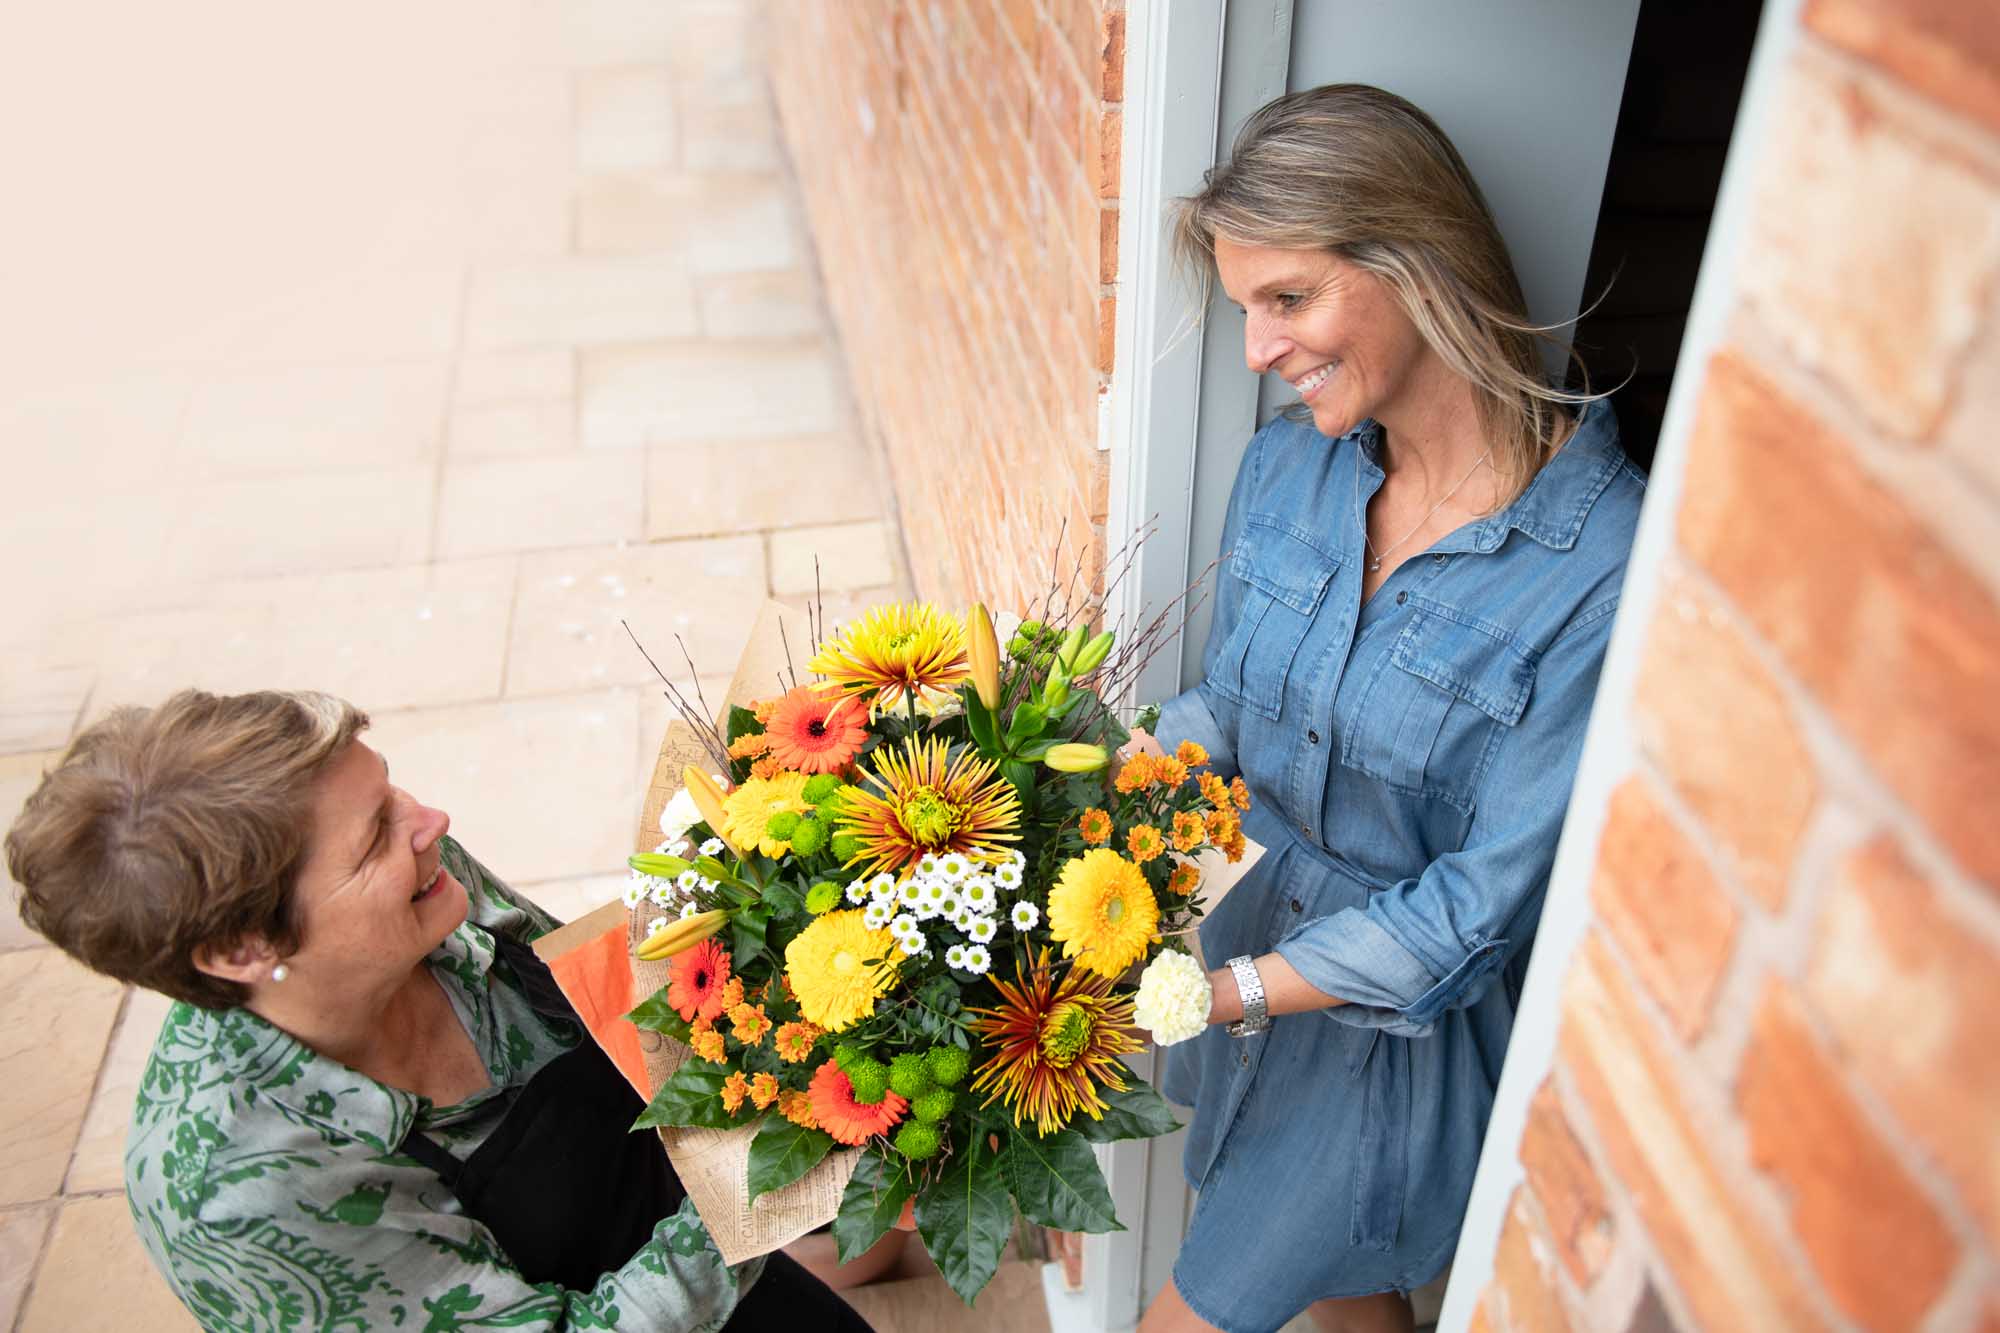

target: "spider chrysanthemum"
[807,602,969,708]
[763,686,869,775]
[1046,849,1159,978]
[968,949,1142,1135]
[835,736,1021,876]
[783,909,898,1031]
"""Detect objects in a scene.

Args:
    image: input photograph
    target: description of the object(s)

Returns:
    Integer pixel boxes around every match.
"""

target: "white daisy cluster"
[842,847,1034,977]
[621,836,722,914]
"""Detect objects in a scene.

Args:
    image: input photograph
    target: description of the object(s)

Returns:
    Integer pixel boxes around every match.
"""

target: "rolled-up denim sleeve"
[1273,602,1619,1036]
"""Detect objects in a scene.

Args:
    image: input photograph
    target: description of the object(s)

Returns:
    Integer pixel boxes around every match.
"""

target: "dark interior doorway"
[1568,0,1765,472]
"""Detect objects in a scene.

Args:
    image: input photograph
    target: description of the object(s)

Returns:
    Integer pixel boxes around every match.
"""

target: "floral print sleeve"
[125,839,760,1331]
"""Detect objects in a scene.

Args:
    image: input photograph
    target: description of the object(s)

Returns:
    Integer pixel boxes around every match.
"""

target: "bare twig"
[622,620,731,771]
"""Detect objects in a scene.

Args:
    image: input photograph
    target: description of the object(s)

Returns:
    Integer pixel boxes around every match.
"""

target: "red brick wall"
[767,1,1123,612]
[1473,7,2000,1330]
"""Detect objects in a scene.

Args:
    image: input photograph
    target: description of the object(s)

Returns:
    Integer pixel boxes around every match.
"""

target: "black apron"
[400,935,871,1330]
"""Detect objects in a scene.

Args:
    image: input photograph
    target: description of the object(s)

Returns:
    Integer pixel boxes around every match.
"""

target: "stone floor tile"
[180,362,449,476]
[777,585,910,639]
[541,0,682,68]
[506,537,765,697]
[448,400,577,457]
[647,434,879,540]
[0,653,89,757]
[362,690,642,883]
[18,1195,196,1333]
[0,950,124,1205]
[576,67,679,174]
[516,872,628,925]
[436,452,644,559]
[681,80,780,172]
[769,521,900,594]
[1,494,181,628]
[158,465,436,585]
[0,1202,55,1331]
[574,172,799,271]
[663,0,760,88]
[221,266,465,368]
[0,372,191,495]
[580,338,845,448]
[1,753,63,953]
[455,348,575,407]
[66,989,175,1194]
[463,255,699,350]
[694,269,824,338]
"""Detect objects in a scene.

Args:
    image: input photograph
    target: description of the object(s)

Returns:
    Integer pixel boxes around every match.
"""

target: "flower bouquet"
[619,596,1250,1303]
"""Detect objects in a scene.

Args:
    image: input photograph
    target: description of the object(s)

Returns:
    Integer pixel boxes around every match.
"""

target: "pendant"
[1366,558,1381,573]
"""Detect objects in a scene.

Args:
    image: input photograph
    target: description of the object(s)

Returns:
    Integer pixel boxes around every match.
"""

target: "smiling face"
[1213,235,1436,440]
[283,740,465,986]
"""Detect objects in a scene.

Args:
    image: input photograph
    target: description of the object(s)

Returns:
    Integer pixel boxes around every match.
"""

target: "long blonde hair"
[1175,84,1596,501]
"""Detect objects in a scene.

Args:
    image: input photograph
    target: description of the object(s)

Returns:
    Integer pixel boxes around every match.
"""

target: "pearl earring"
[270,963,290,983]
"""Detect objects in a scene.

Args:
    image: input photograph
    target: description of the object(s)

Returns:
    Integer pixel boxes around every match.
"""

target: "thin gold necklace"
[1358,449,1492,574]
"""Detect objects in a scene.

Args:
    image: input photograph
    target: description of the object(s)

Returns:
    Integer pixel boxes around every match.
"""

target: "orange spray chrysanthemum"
[1176,740,1209,768]
[763,686,869,774]
[807,1060,909,1145]
[774,1021,822,1064]
[667,939,733,1023]
[1077,807,1112,846]
[1126,824,1164,864]
[1171,811,1206,853]
[720,1071,751,1115]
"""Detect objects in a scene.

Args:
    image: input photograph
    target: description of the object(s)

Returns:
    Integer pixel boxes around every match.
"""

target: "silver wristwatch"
[1225,955,1270,1037]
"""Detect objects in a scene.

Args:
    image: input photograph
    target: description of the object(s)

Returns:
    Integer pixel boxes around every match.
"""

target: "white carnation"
[658,789,702,843]
[1134,950,1212,1046]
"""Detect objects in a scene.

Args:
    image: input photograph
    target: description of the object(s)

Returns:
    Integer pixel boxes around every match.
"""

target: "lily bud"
[1042,742,1109,773]
[1041,665,1070,712]
[1056,624,1088,670]
[966,603,1002,709]
[681,765,738,855]
[635,909,730,962]
[628,852,692,878]
[1070,630,1115,675]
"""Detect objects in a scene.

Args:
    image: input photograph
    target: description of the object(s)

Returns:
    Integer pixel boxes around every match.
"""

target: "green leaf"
[633,1060,737,1130]
[1015,738,1055,762]
[757,879,807,918]
[1000,760,1037,804]
[832,1151,916,1264]
[730,907,770,964]
[965,696,999,754]
[746,1118,836,1203]
[1070,1075,1183,1144]
[625,985,689,1035]
[914,1141,1014,1306]
[1004,702,1048,747]
[1004,1129,1123,1233]
[726,704,761,745]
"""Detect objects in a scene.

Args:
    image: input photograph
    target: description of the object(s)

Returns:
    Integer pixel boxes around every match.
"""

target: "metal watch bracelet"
[1225,954,1270,1037]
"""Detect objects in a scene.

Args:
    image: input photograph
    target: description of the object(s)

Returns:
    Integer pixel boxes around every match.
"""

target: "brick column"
[1469,6,2000,1330]
[768,1,1124,611]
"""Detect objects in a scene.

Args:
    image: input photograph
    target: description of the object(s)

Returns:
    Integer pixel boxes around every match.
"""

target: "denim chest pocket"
[1341,596,1537,811]
[1207,518,1340,721]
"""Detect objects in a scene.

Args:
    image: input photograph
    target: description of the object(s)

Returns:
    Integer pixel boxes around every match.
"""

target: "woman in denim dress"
[1141,87,1645,1333]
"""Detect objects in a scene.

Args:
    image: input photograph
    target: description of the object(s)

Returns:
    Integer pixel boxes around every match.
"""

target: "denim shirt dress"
[1153,399,1643,1330]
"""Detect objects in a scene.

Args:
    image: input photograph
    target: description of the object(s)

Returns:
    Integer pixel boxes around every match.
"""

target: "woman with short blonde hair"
[1144,85,1643,1333]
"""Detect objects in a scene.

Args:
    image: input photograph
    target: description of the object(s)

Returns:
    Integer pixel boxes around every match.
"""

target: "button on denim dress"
[1153,400,1643,1331]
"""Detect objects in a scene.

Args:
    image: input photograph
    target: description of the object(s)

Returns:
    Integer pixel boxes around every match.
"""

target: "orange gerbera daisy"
[774,1021,822,1064]
[836,735,1021,875]
[688,1021,726,1063]
[1176,740,1209,768]
[750,1073,780,1110]
[1126,824,1164,864]
[807,1060,909,1145]
[667,939,732,1023]
[1167,861,1202,897]
[968,949,1143,1135]
[763,686,869,774]
[1078,807,1113,846]
[1171,810,1206,853]
[730,1002,772,1046]
[721,1071,752,1115]
[1114,755,1157,794]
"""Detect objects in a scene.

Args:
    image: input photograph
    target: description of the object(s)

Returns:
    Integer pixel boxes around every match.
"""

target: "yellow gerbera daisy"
[968,949,1142,1135]
[783,909,898,1031]
[807,602,969,709]
[722,772,811,857]
[836,735,1021,875]
[1046,849,1159,978]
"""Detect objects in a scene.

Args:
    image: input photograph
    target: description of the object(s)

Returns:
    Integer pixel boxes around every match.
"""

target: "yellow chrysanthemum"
[1046,849,1159,978]
[969,949,1142,1135]
[784,909,898,1031]
[836,735,1021,875]
[721,772,810,857]
[808,602,969,708]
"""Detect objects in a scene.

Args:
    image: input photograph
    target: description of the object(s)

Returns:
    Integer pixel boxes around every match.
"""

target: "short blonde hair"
[1175,83,1593,502]
[6,690,369,1009]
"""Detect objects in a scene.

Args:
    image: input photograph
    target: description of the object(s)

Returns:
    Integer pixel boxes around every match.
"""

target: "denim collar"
[1350,397,1623,555]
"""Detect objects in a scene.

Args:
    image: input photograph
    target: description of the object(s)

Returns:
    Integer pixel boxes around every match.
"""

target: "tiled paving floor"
[0,2,927,1326]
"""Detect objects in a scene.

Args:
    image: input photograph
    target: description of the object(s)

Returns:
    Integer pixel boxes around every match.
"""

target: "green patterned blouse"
[124,837,760,1331]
